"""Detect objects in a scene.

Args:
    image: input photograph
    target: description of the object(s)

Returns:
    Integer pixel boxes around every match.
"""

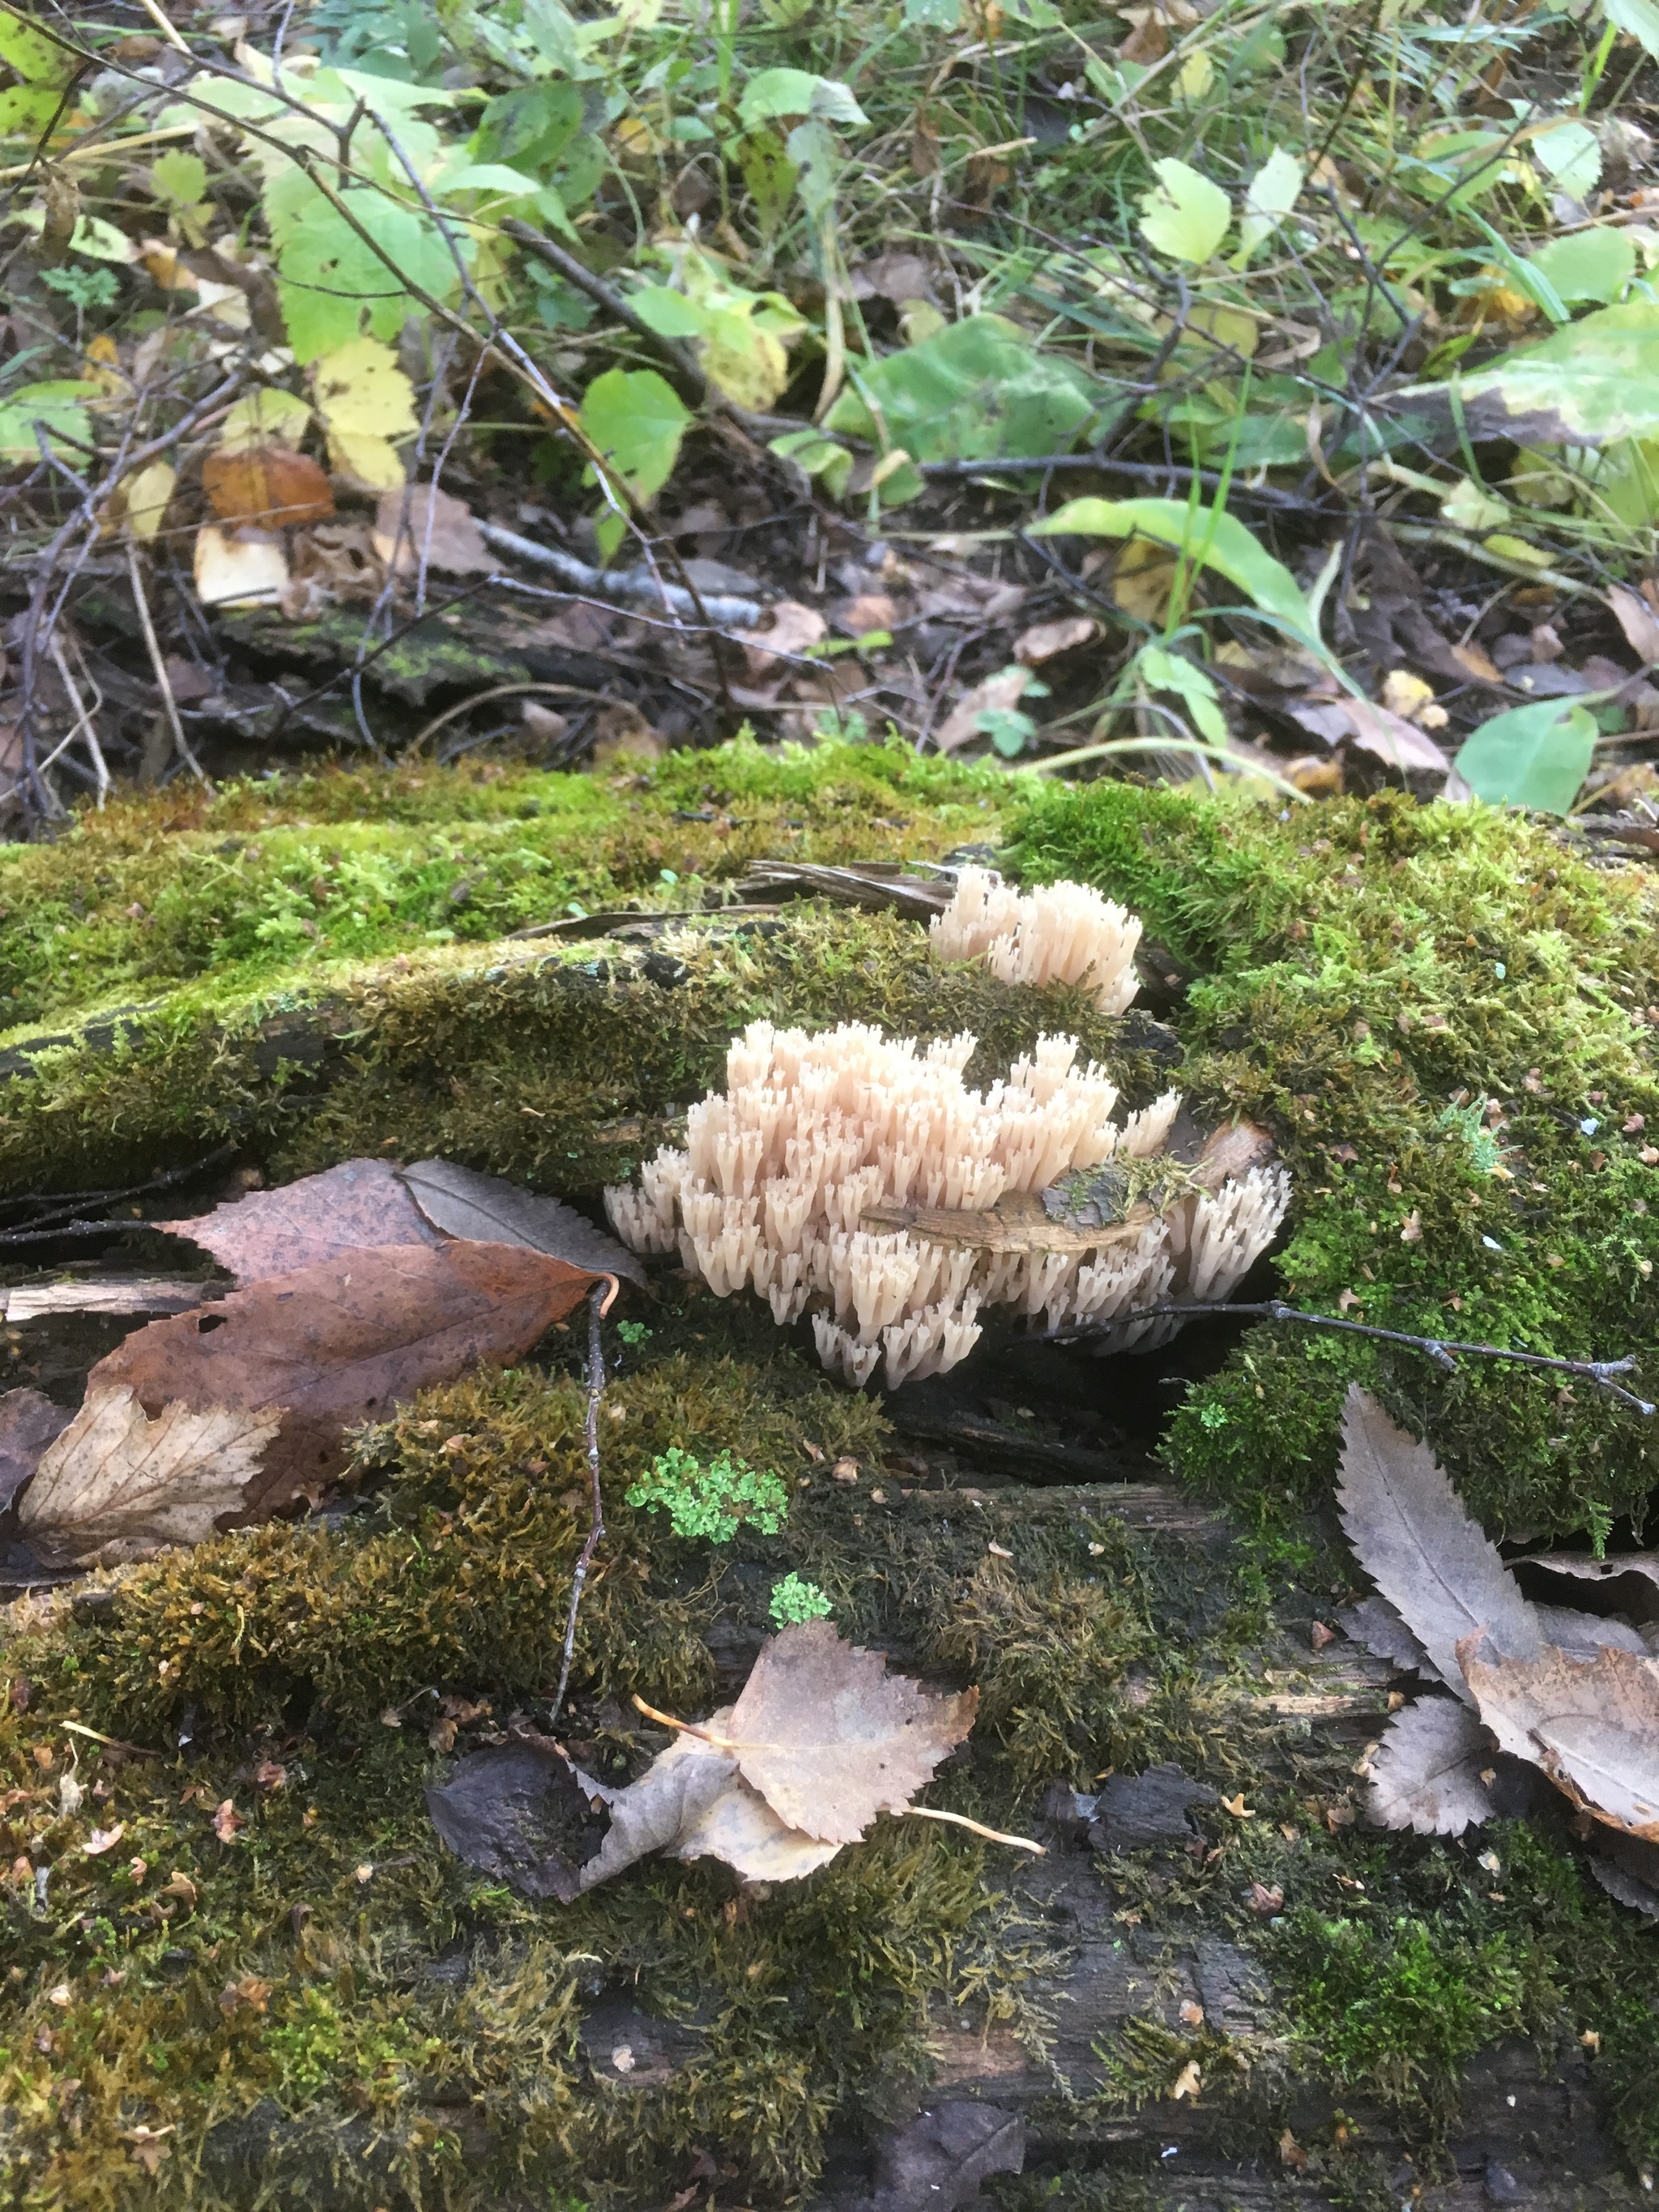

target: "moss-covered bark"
[2,744,1657,2211]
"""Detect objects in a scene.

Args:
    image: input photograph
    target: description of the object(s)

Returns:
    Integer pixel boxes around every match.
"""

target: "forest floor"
[2,0,1659,2206]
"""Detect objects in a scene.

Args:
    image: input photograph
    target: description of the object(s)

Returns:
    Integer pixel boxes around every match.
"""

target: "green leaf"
[821,315,1113,499]
[0,381,97,462]
[739,69,868,128]
[0,15,73,86]
[1032,497,1316,637]
[1421,301,1659,445]
[1603,0,1659,55]
[1138,645,1227,742]
[151,150,208,208]
[275,187,458,364]
[1533,120,1601,198]
[579,367,691,501]
[904,0,962,22]
[1527,226,1636,307]
[1234,147,1302,266]
[630,286,708,339]
[1453,698,1596,813]
[769,428,854,500]
[1138,158,1231,265]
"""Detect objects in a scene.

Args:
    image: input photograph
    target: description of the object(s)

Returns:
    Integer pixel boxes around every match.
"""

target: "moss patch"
[1007,781,1659,1539]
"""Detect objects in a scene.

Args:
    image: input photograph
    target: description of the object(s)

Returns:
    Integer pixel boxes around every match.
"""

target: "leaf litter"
[1339,1387,1659,1882]
[427,1620,982,1895]
[9,1157,634,1565]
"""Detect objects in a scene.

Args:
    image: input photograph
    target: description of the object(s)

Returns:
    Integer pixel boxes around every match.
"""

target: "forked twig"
[1042,1298,1656,1417]
[547,1285,608,1726]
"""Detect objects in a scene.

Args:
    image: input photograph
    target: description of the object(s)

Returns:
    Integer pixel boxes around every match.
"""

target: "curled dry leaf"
[201,446,334,528]
[720,1615,978,1845]
[19,1387,281,1567]
[1364,1696,1493,1836]
[87,1240,600,1517]
[1014,615,1099,665]
[1607,583,1659,667]
[735,600,827,680]
[162,1157,441,1283]
[932,667,1030,756]
[399,1157,645,1289]
[1458,1634,1659,1839]
[372,484,493,578]
[1337,1385,1542,1700]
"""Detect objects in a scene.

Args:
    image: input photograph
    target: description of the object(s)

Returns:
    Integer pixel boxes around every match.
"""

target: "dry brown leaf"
[1458,1634,1659,1838]
[847,252,940,305]
[723,1617,977,1845]
[372,484,493,577]
[162,1157,441,1283]
[1606,584,1659,667]
[0,1387,73,1514]
[575,1727,738,1892]
[1517,1549,1659,1603]
[1014,615,1099,665]
[1341,697,1451,772]
[735,600,827,680]
[1337,1386,1541,1700]
[667,1770,843,1882]
[19,1387,280,1566]
[201,448,334,529]
[1108,539,1179,624]
[91,1240,599,1516]
[400,1157,645,1289]
[1588,1831,1659,1916]
[1364,1696,1493,1835]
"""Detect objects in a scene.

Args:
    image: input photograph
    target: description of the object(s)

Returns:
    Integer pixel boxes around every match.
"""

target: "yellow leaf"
[1110,537,1179,624]
[326,429,406,492]
[1177,49,1213,97]
[311,338,418,443]
[218,388,313,454]
[122,462,177,543]
[700,321,791,411]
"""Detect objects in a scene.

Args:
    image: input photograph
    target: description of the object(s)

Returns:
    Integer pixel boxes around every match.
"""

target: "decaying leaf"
[853,2103,1025,2212]
[163,1157,440,1282]
[1458,1634,1659,1839]
[0,1387,73,1514]
[1364,1696,1493,1836]
[372,484,493,577]
[572,1726,739,1892]
[669,1765,843,1882]
[424,1742,610,1903]
[18,1385,281,1567]
[1336,1386,1542,1701]
[719,1616,978,1845]
[1337,1593,1436,1680]
[399,1158,645,1289]
[92,1241,599,1515]
[1588,1831,1659,1917]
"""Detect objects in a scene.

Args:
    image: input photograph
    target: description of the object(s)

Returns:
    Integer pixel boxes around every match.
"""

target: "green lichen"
[1006,780,1659,1538]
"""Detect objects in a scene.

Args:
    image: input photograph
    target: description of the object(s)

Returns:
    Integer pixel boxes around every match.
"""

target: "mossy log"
[1,743,1657,2212]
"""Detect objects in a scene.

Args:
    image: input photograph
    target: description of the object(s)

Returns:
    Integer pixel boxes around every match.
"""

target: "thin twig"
[1040,1298,1656,1417]
[0,1144,237,1246]
[548,1285,608,1727]
[126,541,211,789]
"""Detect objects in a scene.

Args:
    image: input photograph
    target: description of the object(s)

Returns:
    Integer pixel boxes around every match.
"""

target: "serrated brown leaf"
[1458,1634,1659,1839]
[202,447,334,528]
[19,1386,280,1566]
[400,1158,645,1289]
[161,1158,441,1283]
[724,1617,978,1845]
[1364,1696,1492,1836]
[1337,1386,1541,1702]
[90,1241,598,1517]
[668,1770,842,1882]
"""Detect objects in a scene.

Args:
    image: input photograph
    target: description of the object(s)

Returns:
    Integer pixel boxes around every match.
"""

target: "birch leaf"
[1138,158,1230,265]
[1365,1697,1493,1836]
[18,1386,281,1566]
[1337,1386,1542,1703]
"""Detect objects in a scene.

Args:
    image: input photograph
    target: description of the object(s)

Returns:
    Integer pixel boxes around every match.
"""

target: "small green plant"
[626,1447,789,1542]
[769,1572,832,1626]
[615,1319,652,1346]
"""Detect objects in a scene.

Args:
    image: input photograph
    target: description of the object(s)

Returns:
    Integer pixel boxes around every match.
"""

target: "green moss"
[0,900,1168,1201]
[1006,781,1659,1537]
[0,739,1011,1031]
